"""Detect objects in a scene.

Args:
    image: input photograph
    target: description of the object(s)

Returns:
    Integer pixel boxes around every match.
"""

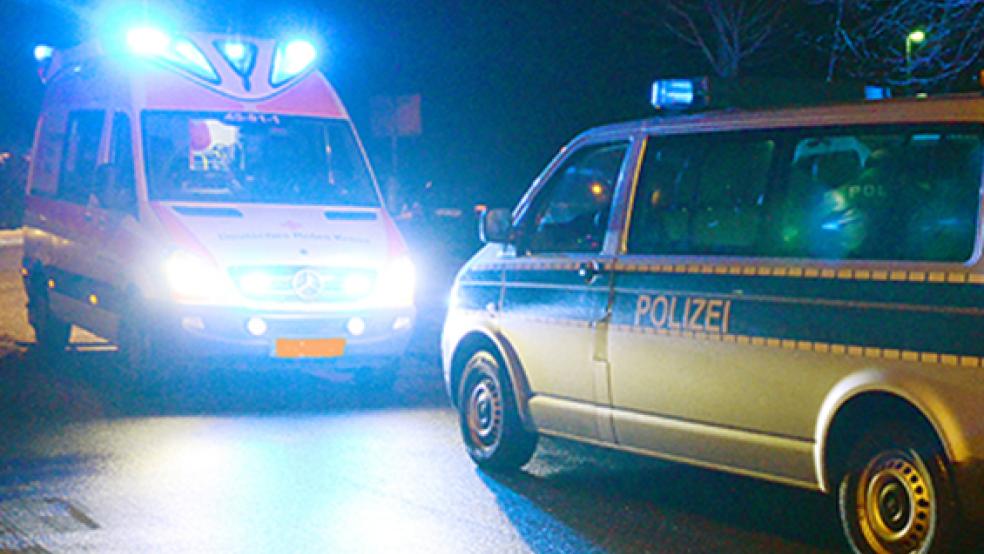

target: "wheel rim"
[464,355,504,456]
[854,449,935,553]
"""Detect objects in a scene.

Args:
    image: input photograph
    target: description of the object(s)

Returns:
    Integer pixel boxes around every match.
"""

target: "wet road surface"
[0,241,847,553]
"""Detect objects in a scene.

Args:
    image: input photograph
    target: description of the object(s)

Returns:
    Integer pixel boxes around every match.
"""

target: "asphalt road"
[0,240,847,553]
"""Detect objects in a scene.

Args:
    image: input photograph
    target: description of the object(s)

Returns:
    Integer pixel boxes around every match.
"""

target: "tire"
[457,348,537,470]
[838,426,962,554]
[116,296,171,378]
[27,275,71,356]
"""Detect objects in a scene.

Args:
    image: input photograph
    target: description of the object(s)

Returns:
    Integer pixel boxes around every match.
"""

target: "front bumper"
[151,303,415,368]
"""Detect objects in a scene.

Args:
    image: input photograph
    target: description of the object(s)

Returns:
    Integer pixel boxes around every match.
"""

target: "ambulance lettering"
[634,294,732,334]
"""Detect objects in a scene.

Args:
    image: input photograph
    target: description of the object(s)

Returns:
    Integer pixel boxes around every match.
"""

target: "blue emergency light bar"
[651,78,707,111]
[124,27,317,87]
[651,77,893,112]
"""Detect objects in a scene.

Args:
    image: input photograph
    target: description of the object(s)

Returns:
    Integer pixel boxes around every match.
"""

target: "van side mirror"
[480,208,513,244]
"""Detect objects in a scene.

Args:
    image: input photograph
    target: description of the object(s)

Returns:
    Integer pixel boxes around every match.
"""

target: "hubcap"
[463,355,504,455]
[856,450,934,553]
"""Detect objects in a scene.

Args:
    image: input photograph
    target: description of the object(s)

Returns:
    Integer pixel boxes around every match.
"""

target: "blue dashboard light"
[126,27,171,56]
[33,44,54,62]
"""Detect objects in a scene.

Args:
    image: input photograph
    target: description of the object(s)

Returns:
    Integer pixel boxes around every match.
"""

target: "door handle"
[577,260,603,284]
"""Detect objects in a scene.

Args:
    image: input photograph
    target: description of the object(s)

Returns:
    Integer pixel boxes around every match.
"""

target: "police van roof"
[579,93,984,142]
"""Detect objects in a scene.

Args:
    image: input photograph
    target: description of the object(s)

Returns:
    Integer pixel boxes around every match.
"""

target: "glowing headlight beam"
[126,27,171,56]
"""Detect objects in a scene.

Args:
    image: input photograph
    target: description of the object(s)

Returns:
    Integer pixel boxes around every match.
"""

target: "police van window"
[775,127,981,262]
[57,111,104,204]
[524,141,628,254]
[143,112,379,207]
[627,135,774,255]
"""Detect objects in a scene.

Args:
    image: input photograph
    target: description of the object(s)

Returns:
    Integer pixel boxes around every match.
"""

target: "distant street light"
[905,29,926,83]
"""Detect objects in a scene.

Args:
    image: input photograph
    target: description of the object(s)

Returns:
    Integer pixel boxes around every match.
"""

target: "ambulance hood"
[151,202,399,268]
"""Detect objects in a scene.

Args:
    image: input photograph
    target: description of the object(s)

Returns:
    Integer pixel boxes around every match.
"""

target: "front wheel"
[116,298,172,379]
[838,427,962,553]
[457,348,537,470]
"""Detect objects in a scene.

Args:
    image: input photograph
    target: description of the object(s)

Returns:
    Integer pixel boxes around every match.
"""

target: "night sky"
[0,0,791,208]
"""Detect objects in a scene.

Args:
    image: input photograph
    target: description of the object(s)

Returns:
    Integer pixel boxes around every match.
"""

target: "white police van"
[23,27,415,385]
[443,78,984,552]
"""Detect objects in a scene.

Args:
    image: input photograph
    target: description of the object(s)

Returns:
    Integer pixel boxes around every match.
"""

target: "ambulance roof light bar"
[125,26,219,84]
[270,38,317,86]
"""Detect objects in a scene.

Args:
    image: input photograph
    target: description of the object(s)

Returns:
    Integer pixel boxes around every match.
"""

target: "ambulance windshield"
[143,112,378,206]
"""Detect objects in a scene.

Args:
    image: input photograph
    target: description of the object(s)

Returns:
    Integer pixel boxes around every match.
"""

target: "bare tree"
[807,0,984,89]
[659,0,789,78]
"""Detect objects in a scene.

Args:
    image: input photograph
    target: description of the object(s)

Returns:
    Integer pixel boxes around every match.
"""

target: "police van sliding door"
[498,140,630,441]
[607,132,822,486]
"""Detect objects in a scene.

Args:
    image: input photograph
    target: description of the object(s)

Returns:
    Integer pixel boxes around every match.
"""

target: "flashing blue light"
[126,27,171,56]
[33,44,54,63]
[172,38,215,79]
[271,39,317,86]
[216,40,257,79]
[223,42,247,62]
[651,79,696,111]
[125,27,218,83]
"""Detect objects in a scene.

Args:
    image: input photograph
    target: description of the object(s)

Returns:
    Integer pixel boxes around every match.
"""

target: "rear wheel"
[457,348,537,470]
[838,426,961,553]
[27,275,71,357]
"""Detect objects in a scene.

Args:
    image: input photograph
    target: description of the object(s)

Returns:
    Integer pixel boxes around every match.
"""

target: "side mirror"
[479,208,513,244]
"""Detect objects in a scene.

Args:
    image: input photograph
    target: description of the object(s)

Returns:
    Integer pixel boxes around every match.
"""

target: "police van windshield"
[143,112,379,206]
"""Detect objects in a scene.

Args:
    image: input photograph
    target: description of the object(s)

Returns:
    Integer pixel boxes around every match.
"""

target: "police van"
[443,78,983,552]
[23,27,415,385]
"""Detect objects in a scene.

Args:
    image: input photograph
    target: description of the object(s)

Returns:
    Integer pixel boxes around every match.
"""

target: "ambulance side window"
[523,141,628,254]
[57,111,104,205]
[628,134,774,255]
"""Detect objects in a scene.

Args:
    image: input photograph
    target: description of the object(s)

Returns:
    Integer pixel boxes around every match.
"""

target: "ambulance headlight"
[374,256,415,307]
[342,273,374,297]
[238,271,273,295]
[165,250,224,301]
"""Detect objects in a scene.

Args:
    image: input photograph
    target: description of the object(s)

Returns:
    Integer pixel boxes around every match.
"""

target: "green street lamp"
[905,29,926,76]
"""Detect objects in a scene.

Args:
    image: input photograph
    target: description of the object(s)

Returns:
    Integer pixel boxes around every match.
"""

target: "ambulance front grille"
[228,266,376,303]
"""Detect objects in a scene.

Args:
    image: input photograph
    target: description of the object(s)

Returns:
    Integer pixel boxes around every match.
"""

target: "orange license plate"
[274,338,346,359]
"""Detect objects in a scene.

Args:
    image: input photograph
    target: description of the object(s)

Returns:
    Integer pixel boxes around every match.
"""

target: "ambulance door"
[90,112,140,338]
[45,110,108,334]
[498,140,630,441]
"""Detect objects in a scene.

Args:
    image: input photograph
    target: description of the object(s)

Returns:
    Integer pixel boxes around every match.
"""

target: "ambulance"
[23,27,415,386]
[443,78,984,552]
